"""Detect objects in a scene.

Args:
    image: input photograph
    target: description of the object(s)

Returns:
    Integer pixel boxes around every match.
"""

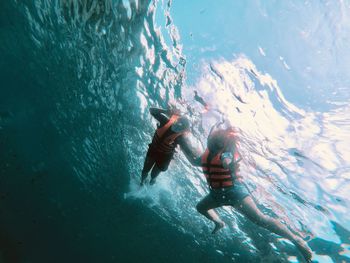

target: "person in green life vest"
[189,125,312,262]
[140,106,193,186]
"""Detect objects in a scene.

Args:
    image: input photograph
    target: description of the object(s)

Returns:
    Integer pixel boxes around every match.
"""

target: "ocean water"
[0,1,349,263]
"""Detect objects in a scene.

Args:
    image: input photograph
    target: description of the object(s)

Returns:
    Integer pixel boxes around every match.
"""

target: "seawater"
[0,1,349,263]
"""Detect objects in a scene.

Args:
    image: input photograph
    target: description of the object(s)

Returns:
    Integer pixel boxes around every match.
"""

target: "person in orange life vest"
[140,107,192,186]
[190,127,312,262]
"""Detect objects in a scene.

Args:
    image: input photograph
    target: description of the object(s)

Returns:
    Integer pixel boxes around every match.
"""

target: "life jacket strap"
[209,181,234,189]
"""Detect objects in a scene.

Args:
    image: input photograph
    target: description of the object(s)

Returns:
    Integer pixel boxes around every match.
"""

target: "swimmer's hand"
[221,152,241,171]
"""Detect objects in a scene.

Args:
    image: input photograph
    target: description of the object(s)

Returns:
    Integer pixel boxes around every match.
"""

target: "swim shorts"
[146,145,174,171]
[207,182,250,206]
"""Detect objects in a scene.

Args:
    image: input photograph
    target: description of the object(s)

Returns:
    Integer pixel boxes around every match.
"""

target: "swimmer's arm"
[178,134,202,167]
[208,120,225,138]
[149,107,170,116]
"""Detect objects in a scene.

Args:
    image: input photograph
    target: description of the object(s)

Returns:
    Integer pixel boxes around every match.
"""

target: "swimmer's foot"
[212,221,225,234]
[294,238,312,262]
[149,178,156,185]
[140,177,147,187]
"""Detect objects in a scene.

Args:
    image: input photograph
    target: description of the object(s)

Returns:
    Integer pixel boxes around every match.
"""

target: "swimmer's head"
[207,128,236,152]
[171,116,190,133]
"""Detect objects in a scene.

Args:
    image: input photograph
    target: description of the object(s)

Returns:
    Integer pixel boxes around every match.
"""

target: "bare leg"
[235,196,312,262]
[149,165,162,185]
[196,195,225,234]
[141,155,155,186]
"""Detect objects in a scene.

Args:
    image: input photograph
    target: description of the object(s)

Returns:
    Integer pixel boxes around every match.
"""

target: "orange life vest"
[201,149,235,189]
[150,115,185,154]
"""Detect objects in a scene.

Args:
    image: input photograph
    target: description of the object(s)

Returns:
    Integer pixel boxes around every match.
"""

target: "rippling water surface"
[0,1,349,263]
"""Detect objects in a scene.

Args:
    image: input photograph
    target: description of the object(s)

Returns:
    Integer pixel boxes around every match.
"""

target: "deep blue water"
[1,1,349,263]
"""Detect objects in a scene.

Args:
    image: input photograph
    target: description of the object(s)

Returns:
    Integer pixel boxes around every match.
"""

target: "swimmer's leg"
[196,195,225,234]
[149,165,162,185]
[235,196,312,262]
[141,155,155,186]
[150,154,172,185]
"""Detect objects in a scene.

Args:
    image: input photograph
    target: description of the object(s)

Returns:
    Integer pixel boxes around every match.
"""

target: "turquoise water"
[0,1,349,262]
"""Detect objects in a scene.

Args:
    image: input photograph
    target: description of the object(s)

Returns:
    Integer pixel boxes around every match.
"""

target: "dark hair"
[207,128,236,152]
